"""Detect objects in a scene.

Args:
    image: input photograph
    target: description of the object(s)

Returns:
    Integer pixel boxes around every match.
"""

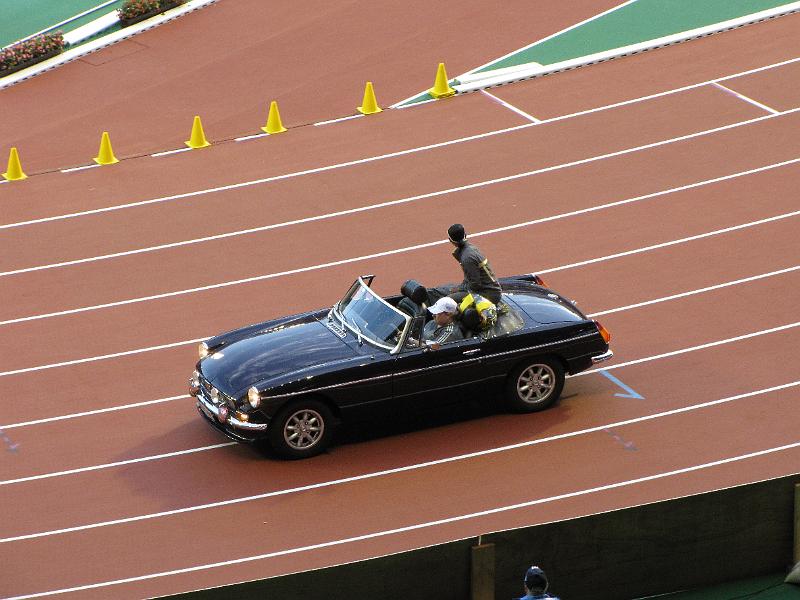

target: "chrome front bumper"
[591,349,614,364]
[196,390,268,431]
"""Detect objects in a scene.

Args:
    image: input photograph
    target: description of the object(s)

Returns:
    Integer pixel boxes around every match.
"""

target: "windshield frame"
[332,277,411,354]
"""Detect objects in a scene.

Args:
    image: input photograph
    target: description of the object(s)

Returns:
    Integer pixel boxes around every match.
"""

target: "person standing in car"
[448,223,502,305]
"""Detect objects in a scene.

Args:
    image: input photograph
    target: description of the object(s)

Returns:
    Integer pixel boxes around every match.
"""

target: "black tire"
[268,399,334,459]
[505,356,565,413]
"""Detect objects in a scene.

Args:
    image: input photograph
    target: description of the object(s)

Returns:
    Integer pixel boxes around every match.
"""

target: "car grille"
[198,376,237,409]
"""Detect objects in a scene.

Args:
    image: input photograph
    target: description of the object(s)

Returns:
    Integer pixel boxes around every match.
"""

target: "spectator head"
[524,566,548,593]
[429,296,458,325]
[447,223,466,245]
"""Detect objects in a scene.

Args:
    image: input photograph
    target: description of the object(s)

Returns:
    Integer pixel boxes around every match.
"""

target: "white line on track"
[587,265,800,316]
[2,206,798,376]
[712,81,780,114]
[2,380,797,544]
[2,263,797,426]
[3,145,797,279]
[0,395,190,430]
[2,263,797,429]
[479,89,541,122]
[2,323,798,490]
[3,194,799,335]
[0,442,236,487]
[574,322,800,374]
[59,164,100,174]
[0,338,204,378]
[7,439,800,599]
[1,54,799,232]
[538,208,800,275]
[150,147,192,158]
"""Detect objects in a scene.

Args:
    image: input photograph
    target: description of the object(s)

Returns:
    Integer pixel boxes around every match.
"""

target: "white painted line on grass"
[150,147,192,158]
[2,379,797,545]
[0,442,236,487]
[60,164,101,174]
[2,55,799,232]
[391,0,640,107]
[4,146,796,279]
[0,395,190,430]
[480,89,541,122]
[6,437,800,599]
[712,82,780,114]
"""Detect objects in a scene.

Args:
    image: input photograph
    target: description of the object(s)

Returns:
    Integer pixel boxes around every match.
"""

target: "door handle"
[462,348,481,355]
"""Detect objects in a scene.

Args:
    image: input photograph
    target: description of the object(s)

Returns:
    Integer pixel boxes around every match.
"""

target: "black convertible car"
[191,273,612,458]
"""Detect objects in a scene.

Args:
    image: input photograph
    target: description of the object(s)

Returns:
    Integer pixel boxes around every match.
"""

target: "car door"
[392,335,486,412]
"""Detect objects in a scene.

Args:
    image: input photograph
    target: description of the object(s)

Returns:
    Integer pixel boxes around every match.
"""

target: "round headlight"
[247,386,261,408]
[198,342,210,359]
[210,387,219,402]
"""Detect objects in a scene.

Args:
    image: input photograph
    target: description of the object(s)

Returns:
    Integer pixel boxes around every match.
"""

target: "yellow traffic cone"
[2,147,27,181]
[357,81,382,115]
[261,101,287,134]
[93,131,119,165]
[429,62,456,98]
[185,115,211,149]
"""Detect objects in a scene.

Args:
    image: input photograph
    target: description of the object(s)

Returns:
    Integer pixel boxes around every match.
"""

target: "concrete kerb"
[0,0,220,91]
[398,1,800,101]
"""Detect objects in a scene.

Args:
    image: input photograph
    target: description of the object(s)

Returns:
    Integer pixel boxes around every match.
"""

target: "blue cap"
[524,566,548,590]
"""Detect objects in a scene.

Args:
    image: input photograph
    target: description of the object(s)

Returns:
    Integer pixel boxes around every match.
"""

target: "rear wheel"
[505,357,565,412]
[268,400,334,459]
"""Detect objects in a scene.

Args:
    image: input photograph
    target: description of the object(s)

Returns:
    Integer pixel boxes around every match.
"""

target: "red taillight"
[594,320,611,343]
[531,274,547,287]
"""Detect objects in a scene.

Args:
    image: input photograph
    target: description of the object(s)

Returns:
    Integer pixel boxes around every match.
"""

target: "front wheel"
[505,357,565,413]
[268,400,334,459]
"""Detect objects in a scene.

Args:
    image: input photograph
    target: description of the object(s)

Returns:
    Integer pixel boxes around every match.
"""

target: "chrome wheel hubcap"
[284,409,324,450]
[517,364,555,404]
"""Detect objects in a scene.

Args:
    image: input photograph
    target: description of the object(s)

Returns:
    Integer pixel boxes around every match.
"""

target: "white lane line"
[2,55,799,232]
[234,132,269,142]
[588,265,800,316]
[539,208,800,275]
[0,338,204,378]
[4,192,799,334]
[314,114,364,126]
[575,322,800,376]
[2,379,797,544]
[3,262,796,427]
[4,145,796,279]
[7,440,800,600]
[0,395,189,430]
[0,442,236,487]
[479,89,541,123]
[2,206,798,377]
[150,147,192,158]
[712,81,780,114]
[60,164,100,174]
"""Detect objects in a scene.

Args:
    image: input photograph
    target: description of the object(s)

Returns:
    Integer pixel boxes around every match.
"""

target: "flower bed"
[118,0,187,27]
[0,32,64,78]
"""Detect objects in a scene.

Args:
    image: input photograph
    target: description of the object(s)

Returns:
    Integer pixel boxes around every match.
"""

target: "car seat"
[397,279,429,317]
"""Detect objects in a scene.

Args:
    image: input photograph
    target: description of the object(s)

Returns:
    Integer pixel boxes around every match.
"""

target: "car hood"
[199,316,355,394]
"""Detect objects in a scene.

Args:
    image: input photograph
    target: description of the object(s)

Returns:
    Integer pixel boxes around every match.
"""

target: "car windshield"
[336,279,409,351]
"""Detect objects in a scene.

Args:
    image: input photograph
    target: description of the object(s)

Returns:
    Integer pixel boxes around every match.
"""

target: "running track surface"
[1,7,800,600]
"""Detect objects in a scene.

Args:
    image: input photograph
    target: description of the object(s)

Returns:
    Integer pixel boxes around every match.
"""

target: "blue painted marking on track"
[599,370,645,399]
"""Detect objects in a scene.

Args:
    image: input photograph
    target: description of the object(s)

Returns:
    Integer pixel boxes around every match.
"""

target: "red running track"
[1,10,799,600]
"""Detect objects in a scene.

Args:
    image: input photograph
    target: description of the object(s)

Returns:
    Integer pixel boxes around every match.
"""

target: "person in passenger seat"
[422,297,463,349]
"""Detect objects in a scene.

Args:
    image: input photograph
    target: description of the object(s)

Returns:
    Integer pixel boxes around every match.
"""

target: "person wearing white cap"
[422,296,463,349]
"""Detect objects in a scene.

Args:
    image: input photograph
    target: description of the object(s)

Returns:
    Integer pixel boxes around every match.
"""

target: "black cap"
[448,223,466,244]
[524,566,548,591]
